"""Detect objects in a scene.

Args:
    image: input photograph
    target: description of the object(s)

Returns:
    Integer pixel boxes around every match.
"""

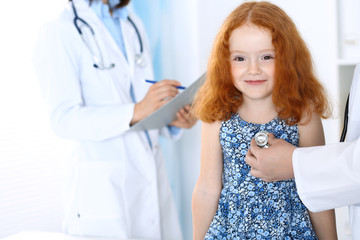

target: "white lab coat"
[293,63,360,239]
[33,1,182,239]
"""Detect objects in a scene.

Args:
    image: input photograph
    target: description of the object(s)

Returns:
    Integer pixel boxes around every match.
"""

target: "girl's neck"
[237,97,278,124]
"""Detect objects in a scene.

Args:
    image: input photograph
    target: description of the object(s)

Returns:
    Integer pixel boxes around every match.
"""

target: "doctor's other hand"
[245,133,296,182]
[131,79,182,125]
[170,105,198,129]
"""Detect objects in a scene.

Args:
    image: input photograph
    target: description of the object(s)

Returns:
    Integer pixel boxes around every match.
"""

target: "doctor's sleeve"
[293,138,360,212]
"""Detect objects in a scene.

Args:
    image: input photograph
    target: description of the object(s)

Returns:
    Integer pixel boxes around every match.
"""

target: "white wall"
[0,0,67,238]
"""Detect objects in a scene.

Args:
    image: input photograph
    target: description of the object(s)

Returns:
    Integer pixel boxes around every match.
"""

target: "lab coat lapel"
[122,19,137,80]
[73,0,134,101]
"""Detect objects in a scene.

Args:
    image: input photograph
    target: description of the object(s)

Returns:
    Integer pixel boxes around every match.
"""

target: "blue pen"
[145,79,186,89]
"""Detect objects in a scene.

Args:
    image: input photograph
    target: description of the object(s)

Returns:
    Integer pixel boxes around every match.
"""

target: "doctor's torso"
[33,0,183,239]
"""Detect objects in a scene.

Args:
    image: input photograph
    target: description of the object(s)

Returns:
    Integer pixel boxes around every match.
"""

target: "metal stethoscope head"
[254,130,270,148]
[69,0,146,70]
[135,54,146,68]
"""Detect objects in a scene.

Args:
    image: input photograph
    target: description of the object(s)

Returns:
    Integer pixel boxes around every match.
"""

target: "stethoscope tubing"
[70,0,94,35]
[69,0,144,69]
[127,16,143,53]
[340,93,349,142]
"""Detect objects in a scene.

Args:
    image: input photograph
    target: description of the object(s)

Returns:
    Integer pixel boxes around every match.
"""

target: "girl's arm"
[192,121,223,240]
[298,110,338,240]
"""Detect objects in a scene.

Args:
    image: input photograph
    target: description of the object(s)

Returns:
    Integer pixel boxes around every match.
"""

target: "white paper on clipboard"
[129,73,206,132]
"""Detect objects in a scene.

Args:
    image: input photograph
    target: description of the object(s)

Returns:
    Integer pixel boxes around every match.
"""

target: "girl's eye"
[234,56,245,61]
[262,55,274,60]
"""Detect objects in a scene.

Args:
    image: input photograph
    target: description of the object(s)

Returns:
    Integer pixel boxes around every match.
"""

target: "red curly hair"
[192,1,330,125]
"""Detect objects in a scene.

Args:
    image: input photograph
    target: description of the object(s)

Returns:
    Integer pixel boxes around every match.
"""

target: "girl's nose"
[248,60,261,75]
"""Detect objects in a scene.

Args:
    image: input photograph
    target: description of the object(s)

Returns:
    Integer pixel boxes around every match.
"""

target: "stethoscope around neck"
[69,0,146,69]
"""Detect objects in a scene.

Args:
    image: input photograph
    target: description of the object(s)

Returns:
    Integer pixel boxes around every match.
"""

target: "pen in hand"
[145,79,186,90]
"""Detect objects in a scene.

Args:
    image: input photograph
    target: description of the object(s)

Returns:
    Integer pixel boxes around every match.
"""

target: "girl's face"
[229,24,275,103]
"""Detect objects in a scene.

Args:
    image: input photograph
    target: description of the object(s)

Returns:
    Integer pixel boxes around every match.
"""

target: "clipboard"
[129,73,206,132]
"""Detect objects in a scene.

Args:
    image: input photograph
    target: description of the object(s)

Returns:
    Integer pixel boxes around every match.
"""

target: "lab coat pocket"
[77,161,127,229]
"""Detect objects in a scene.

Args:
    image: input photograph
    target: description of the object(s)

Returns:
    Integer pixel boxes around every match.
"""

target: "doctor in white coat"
[33,0,197,239]
[245,63,360,238]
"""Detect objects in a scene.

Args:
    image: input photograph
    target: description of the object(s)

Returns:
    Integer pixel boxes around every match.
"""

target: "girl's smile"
[244,79,268,85]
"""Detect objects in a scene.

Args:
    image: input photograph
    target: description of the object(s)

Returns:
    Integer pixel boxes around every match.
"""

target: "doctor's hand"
[245,133,296,182]
[170,105,198,129]
[131,79,182,125]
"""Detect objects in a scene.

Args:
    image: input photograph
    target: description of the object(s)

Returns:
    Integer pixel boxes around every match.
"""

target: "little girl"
[191,1,337,239]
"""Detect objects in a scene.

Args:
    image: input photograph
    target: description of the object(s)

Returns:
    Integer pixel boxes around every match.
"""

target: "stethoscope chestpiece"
[254,130,270,148]
[135,54,146,68]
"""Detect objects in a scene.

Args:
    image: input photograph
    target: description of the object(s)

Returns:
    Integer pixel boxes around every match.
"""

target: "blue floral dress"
[205,114,317,240]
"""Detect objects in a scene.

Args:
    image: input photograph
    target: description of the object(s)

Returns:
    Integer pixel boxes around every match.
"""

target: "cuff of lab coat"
[160,125,183,140]
[167,126,181,136]
[292,149,315,211]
